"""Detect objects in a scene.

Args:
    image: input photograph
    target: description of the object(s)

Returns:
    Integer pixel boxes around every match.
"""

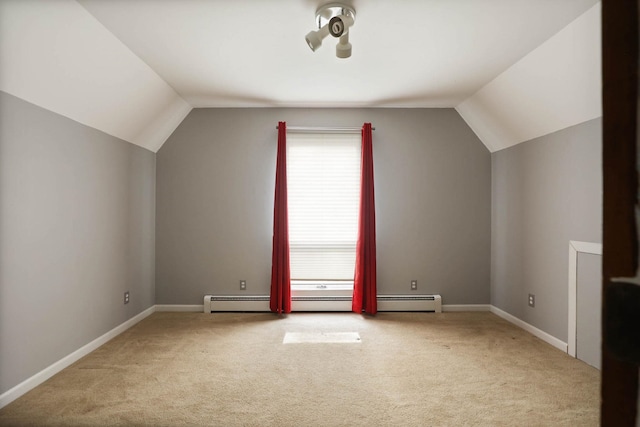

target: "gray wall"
[156,108,491,304]
[0,91,156,394]
[491,118,602,342]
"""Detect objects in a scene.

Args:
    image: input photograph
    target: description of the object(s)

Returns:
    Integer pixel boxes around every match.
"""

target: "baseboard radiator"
[377,295,442,312]
[203,294,442,313]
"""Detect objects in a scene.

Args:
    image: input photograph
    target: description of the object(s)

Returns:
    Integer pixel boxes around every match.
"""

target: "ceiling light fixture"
[305,3,356,58]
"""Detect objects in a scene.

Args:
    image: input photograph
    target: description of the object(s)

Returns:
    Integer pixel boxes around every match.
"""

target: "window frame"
[286,130,361,288]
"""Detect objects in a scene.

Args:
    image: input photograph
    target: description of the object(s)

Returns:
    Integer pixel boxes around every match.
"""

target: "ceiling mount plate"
[315,3,356,29]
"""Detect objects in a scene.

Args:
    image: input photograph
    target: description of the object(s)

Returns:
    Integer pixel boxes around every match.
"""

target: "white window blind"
[287,132,361,281]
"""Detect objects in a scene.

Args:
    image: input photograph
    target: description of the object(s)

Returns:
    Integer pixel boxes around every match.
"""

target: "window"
[287,132,361,283]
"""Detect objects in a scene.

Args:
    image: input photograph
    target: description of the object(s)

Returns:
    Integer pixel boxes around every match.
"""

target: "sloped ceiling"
[0,0,191,152]
[456,4,601,152]
[0,0,600,153]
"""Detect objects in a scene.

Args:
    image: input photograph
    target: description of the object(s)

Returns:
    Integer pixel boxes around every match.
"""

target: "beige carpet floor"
[0,312,599,426]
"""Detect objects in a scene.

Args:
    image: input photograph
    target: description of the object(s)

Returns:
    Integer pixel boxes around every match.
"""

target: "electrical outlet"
[411,280,418,291]
[240,280,247,290]
[124,291,130,305]
[528,293,535,307]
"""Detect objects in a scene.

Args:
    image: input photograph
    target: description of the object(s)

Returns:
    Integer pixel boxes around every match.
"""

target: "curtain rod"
[276,125,375,133]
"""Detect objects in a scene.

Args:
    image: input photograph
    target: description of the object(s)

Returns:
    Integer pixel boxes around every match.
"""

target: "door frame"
[568,240,602,358]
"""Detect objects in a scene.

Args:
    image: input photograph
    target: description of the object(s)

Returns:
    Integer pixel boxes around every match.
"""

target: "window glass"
[287,132,361,281]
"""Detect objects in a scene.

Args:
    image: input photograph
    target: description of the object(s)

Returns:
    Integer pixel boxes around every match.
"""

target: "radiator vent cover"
[376,295,442,312]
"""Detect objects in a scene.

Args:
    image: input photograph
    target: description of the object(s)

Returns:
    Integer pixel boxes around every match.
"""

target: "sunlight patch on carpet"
[283,332,361,344]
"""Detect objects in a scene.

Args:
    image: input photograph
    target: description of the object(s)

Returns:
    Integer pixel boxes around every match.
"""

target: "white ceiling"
[0,0,601,152]
[79,0,598,108]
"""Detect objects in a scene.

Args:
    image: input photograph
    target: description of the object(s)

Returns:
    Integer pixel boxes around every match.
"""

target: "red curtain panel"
[352,123,377,315]
[270,122,291,314]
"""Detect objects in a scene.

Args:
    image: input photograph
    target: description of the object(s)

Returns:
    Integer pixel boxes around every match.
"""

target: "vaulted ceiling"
[0,0,601,153]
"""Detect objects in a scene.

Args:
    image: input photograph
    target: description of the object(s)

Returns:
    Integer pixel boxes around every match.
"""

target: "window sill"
[291,281,353,297]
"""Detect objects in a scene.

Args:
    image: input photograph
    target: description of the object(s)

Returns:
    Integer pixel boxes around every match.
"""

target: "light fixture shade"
[336,42,352,58]
[305,24,330,52]
[336,33,352,58]
[333,15,354,36]
[305,31,322,51]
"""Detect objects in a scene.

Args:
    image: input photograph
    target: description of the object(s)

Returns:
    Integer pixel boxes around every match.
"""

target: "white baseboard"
[0,305,156,409]
[442,304,491,312]
[490,305,568,352]
[155,304,204,312]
